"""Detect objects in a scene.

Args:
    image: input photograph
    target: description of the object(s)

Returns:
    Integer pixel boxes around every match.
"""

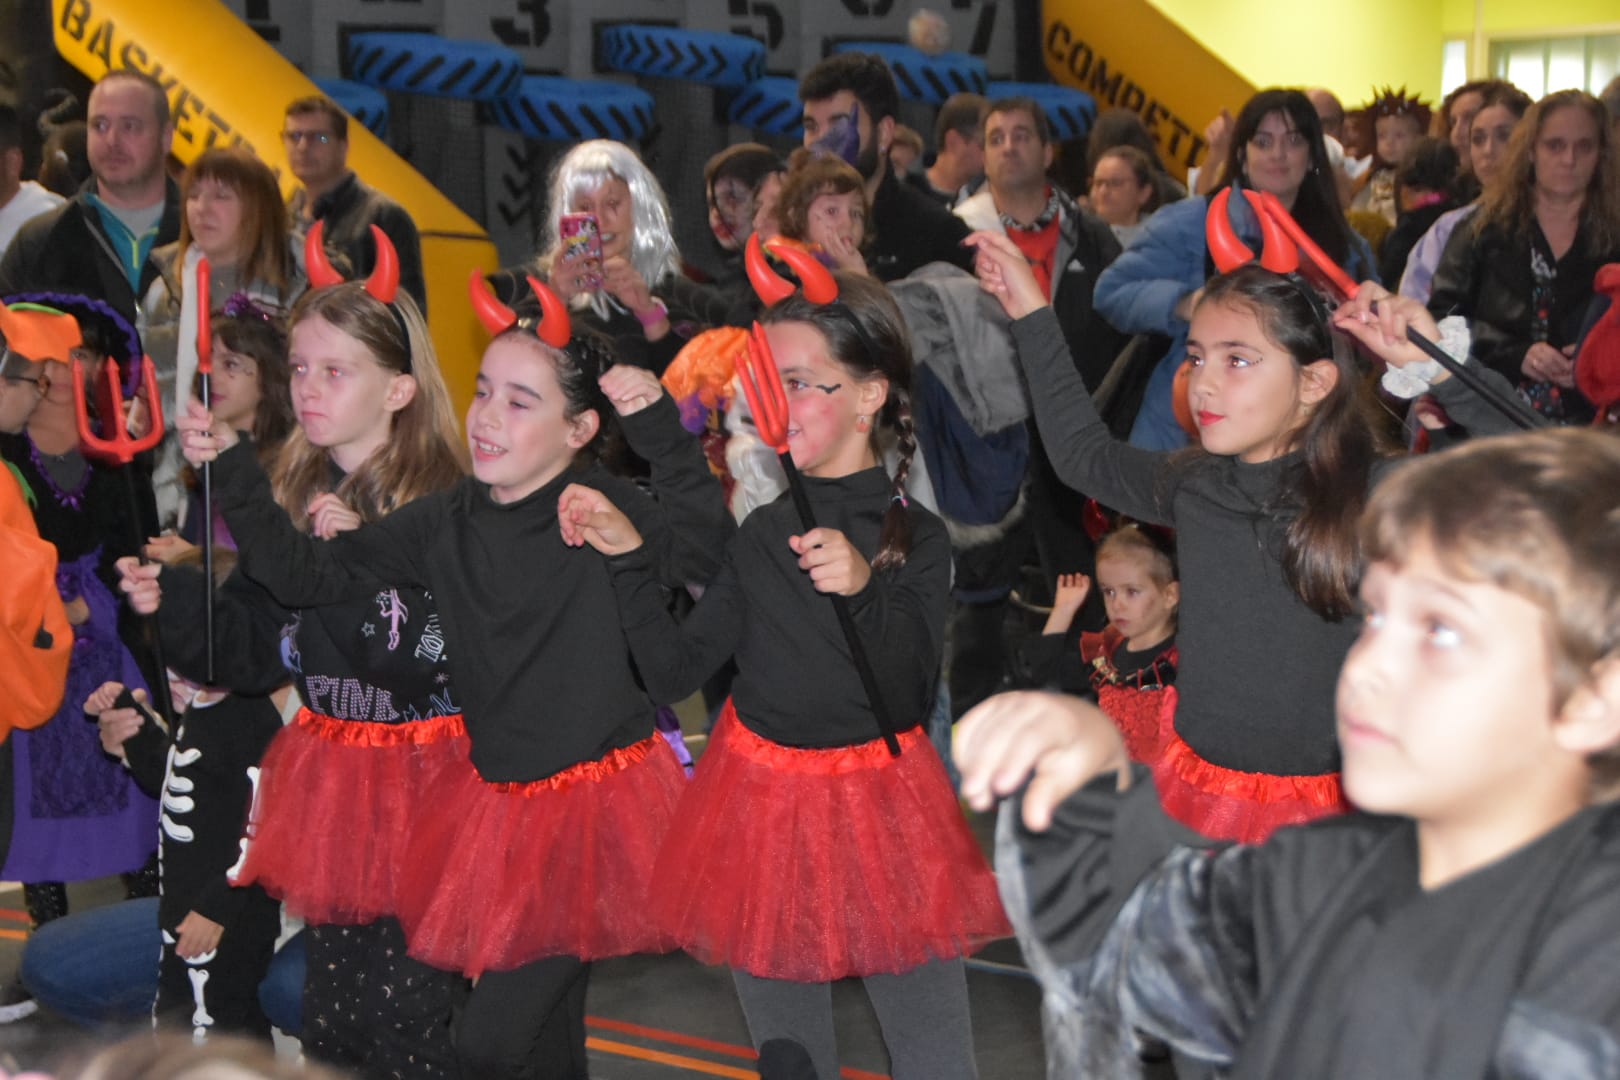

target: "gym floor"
[0,811,1047,1079]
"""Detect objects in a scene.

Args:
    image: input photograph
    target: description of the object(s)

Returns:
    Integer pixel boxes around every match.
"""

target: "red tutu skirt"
[1152,720,1348,845]
[1100,684,1178,765]
[231,708,468,925]
[648,702,1010,982]
[397,733,686,977]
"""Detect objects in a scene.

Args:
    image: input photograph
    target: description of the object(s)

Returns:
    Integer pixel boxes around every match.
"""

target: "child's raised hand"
[1052,573,1091,616]
[954,690,1131,831]
[307,493,363,540]
[176,396,239,466]
[1042,572,1091,635]
[117,556,162,614]
[788,528,871,597]
[599,364,665,416]
[558,483,644,554]
[1331,283,1448,375]
[964,230,1048,320]
[174,911,224,960]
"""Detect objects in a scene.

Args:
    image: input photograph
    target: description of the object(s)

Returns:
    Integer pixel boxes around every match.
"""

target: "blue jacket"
[1094,189,1376,449]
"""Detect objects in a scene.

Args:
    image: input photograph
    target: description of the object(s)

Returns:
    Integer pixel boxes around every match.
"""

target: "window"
[1487,33,1620,98]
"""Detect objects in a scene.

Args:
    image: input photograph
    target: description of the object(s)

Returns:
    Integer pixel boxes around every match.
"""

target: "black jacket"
[1428,215,1620,387]
[291,172,427,313]
[868,165,974,282]
[0,177,182,328]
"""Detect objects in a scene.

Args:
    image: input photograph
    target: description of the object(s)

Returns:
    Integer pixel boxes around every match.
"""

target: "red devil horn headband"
[745,233,840,307]
[1205,188,1299,276]
[304,220,401,303]
[467,271,571,349]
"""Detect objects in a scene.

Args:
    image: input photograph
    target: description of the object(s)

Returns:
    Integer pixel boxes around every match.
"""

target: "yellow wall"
[1441,0,1620,37]
[1144,0,1446,105]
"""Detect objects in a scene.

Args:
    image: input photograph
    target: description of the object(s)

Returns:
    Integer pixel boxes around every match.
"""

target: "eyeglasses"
[282,130,335,146]
[1089,176,1136,191]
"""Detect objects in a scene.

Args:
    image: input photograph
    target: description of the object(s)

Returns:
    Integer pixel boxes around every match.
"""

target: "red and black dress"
[607,466,1009,982]
[1015,626,1179,764]
[1082,628,1179,765]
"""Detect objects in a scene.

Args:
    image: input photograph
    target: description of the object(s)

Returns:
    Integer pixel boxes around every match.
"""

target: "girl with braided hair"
[564,264,1007,1080]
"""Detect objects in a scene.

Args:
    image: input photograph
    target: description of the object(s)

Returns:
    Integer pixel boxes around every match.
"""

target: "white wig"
[541,139,682,321]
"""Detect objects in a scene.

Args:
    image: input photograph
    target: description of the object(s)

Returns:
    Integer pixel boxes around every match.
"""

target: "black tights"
[456,955,591,1080]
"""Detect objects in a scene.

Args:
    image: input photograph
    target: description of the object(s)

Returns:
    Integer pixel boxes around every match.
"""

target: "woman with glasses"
[140,147,304,528]
[1087,145,1162,247]
[1398,81,1532,304]
[1427,89,1620,423]
[1093,88,1373,449]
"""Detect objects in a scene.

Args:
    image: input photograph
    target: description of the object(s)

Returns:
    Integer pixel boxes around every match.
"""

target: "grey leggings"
[732,956,978,1080]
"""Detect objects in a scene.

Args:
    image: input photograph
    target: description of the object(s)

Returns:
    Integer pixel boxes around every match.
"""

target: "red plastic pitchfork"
[72,343,176,722]
[1207,187,1541,430]
[739,234,902,756]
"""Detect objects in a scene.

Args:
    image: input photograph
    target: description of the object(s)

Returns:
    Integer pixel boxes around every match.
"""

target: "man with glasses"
[283,96,426,311]
[0,70,180,328]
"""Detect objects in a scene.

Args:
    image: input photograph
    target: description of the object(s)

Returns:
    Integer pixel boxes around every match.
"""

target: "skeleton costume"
[120,689,281,1039]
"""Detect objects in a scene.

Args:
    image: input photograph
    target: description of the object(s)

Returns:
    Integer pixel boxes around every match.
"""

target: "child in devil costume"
[178,266,733,1078]
[563,238,1008,1080]
[122,226,469,1076]
[1016,520,1180,763]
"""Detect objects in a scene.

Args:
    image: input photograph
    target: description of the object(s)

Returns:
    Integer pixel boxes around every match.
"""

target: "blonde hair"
[269,286,466,530]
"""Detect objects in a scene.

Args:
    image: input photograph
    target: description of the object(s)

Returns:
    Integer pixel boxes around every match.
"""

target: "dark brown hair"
[1195,266,1390,619]
[760,272,916,571]
[1222,88,1356,267]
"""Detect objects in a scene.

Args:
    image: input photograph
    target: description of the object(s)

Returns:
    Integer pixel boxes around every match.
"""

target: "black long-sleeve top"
[124,693,282,934]
[1011,308,1396,777]
[607,466,949,749]
[157,558,457,724]
[213,396,732,781]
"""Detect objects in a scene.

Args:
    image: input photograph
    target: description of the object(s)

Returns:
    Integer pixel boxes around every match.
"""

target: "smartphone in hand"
[559,212,603,290]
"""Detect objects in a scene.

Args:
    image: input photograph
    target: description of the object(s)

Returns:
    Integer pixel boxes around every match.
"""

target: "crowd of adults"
[1,34,1619,1077]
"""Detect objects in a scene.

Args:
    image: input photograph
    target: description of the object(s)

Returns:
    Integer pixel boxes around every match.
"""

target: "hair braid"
[872,390,915,573]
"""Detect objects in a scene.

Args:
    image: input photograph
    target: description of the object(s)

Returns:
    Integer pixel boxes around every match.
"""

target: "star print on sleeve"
[361,623,376,638]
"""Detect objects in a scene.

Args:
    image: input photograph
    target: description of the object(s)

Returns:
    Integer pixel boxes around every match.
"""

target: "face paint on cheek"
[811,103,863,168]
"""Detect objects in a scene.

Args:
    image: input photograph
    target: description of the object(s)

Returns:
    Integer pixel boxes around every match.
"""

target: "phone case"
[559,212,603,290]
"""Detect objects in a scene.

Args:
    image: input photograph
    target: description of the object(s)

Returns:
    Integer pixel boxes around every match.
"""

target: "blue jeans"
[21,899,306,1035]
[21,897,159,1026]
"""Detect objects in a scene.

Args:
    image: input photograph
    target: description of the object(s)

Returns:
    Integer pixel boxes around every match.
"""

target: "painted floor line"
[585,1016,889,1079]
[586,1036,758,1078]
